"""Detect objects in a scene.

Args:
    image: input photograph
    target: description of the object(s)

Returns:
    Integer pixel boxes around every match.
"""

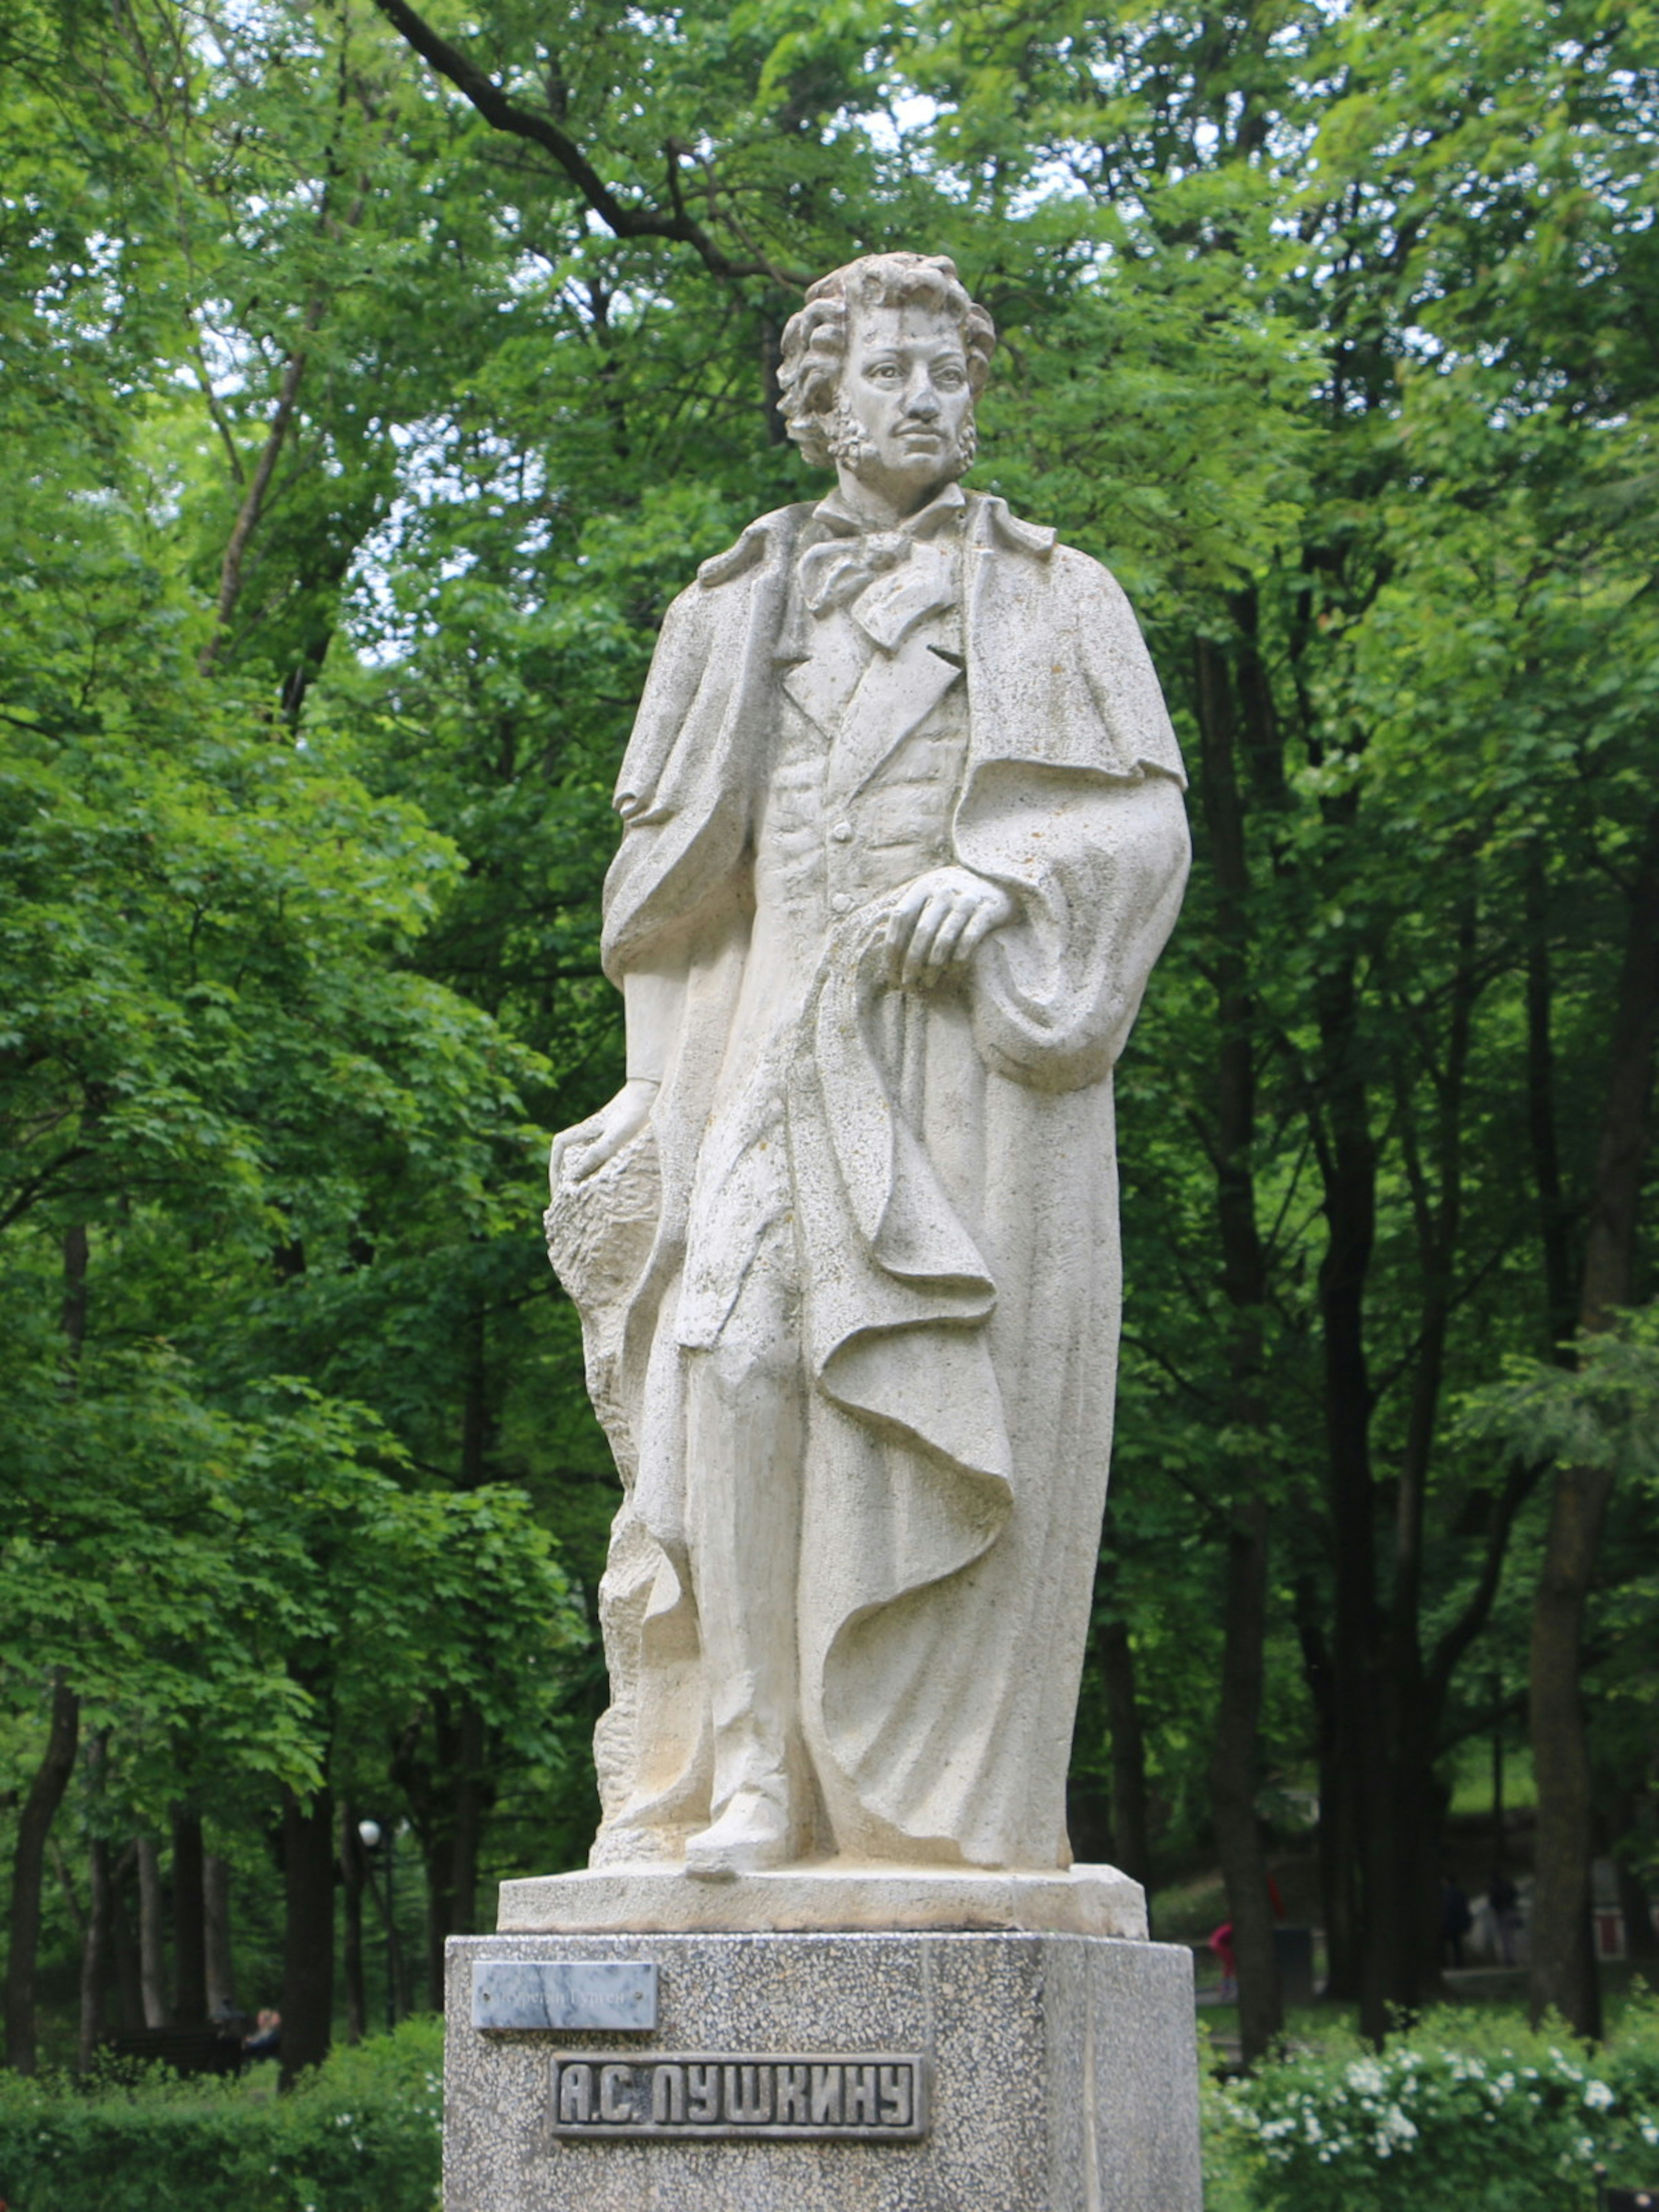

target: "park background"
[1,0,1657,2201]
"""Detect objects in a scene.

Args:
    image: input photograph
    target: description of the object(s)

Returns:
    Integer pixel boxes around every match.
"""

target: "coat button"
[831,821,853,842]
[830,892,855,915]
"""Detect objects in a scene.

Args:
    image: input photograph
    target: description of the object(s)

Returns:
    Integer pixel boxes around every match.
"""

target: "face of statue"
[834,301,975,514]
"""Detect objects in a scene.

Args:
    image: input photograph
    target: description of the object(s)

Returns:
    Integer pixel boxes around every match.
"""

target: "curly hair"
[777,253,997,472]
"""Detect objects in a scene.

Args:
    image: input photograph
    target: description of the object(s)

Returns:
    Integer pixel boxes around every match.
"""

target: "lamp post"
[357,1818,397,2034]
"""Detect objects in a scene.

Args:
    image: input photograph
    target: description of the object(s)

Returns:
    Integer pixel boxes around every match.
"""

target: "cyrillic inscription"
[548,2053,928,2141]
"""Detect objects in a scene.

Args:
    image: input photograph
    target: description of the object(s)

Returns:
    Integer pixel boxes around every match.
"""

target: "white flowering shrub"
[1206,2000,1659,2211]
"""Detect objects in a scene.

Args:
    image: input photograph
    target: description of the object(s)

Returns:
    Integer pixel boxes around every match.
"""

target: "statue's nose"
[905,382,941,419]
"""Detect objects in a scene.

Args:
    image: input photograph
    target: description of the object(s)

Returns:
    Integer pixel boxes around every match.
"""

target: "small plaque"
[549,2052,929,2141]
[472,1961,658,2033]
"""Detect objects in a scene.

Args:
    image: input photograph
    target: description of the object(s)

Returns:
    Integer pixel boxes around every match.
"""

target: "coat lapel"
[825,637,962,804]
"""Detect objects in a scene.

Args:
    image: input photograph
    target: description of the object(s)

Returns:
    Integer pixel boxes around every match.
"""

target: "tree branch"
[0,1148,94,1236]
[368,0,810,286]
[197,308,322,673]
[1428,1453,1545,1703]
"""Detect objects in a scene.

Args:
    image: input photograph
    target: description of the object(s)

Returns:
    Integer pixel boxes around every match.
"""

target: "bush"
[0,2018,442,2212]
[1206,1998,1659,2211]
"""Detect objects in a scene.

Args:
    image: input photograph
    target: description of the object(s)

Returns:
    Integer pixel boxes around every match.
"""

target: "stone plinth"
[445,1923,1202,2212]
[497,1861,1147,1940]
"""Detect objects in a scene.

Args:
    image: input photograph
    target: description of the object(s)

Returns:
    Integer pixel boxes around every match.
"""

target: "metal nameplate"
[549,2052,929,2141]
[473,1961,658,2033]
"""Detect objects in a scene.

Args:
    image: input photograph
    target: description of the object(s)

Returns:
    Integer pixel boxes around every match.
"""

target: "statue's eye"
[867,361,901,380]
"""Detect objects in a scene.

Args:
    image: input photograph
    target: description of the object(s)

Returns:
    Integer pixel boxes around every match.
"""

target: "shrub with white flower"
[1206,1995,1659,2212]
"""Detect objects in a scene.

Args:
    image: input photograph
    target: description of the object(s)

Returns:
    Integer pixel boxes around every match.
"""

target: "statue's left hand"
[550,1078,658,1190]
[885,867,1017,988]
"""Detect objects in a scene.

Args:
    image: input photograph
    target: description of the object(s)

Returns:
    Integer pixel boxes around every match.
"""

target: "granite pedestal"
[444,1869,1202,2212]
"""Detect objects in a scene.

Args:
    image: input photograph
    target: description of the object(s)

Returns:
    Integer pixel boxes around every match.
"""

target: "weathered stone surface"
[445,1928,1202,2212]
[471,1960,658,2034]
[451,245,1199,2206]
[497,1861,1147,1941]
[543,251,1189,1881]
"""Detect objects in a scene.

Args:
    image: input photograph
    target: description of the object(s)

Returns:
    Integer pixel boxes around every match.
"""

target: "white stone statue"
[546,251,1188,1883]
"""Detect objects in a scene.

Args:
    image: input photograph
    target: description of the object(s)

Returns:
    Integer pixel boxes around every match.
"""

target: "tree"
[3,0,1654,2064]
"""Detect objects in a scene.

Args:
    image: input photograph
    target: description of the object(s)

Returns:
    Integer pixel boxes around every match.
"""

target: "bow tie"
[797,503,960,650]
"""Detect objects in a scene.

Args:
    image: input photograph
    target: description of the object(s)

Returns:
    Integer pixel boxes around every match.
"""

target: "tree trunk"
[459,1305,492,1490]
[136,1836,169,2026]
[422,1831,454,2021]
[1312,944,1400,2041]
[1529,809,1659,2037]
[204,1853,235,2018]
[1529,1459,1615,2036]
[75,1730,113,2071]
[171,1808,208,2026]
[1388,1701,1446,2004]
[1294,1577,1357,1998]
[1210,1499,1284,2061]
[445,1702,488,1997]
[402,1693,495,2010]
[1319,1738,1362,2001]
[1525,849,1576,1352]
[61,1223,89,1357]
[197,309,322,674]
[388,1827,409,2024]
[341,1808,367,2045]
[1611,1791,1659,1967]
[77,1838,113,2071]
[4,1672,81,2072]
[280,1783,336,2087]
[110,1846,144,2033]
[1194,633,1284,2059]
[194,133,378,680]
[1384,897,1478,2006]
[1099,1620,1151,1894]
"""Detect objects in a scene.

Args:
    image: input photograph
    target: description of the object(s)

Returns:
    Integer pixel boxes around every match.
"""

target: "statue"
[546,252,1189,1882]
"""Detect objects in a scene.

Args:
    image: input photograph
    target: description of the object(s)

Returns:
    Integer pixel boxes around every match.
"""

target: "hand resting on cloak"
[551,864,1017,1186]
[550,1077,658,1188]
[884,864,1015,987]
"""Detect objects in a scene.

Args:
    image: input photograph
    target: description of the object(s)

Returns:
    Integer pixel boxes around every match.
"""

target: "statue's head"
[778,253,997,485]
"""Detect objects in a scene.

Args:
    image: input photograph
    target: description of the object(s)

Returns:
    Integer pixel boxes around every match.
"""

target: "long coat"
[547,492,1189,1871]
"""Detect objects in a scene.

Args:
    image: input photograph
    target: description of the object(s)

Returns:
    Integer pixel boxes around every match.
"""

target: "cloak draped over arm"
[954,516,1191,1092]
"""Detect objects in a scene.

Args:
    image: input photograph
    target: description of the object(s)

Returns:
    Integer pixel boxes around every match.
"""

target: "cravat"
[797,502,960,650]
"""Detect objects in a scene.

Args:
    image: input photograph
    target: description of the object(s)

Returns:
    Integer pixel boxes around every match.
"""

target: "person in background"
[1489,1865,1521,1966]
[242,2007,281,2063]
[1441,1875,1473,1968]
[1208,1922,1238,2002]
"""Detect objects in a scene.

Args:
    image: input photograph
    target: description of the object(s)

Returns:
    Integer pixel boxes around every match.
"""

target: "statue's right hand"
[549,1079,658,1191]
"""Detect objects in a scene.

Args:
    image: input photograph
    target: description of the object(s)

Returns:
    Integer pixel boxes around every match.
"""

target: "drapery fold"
[549,492,1189,1868]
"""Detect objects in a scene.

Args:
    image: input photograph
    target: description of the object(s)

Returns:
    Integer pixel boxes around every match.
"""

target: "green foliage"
[2,0,1656,2065]
[0,2021,443,2212]
[0,0,607,1967]
[1463,1308,1659,1484]
[1208,2002,1659,2210]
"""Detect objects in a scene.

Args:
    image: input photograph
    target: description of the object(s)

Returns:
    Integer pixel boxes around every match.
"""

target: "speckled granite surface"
[445,1928,1201,2211]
